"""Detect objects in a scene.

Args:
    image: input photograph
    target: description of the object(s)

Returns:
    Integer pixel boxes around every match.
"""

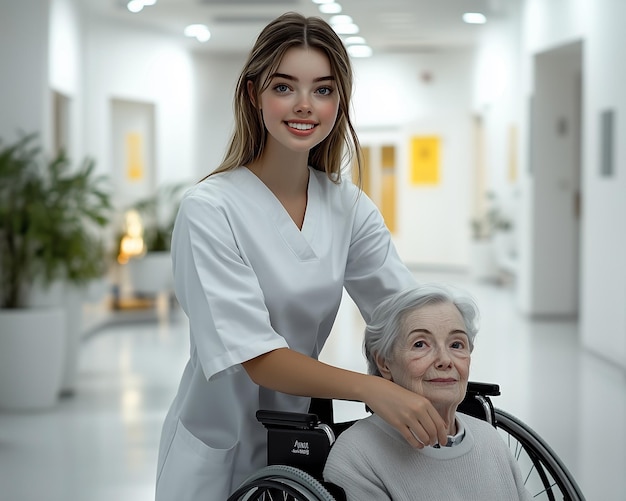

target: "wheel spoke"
[523,463,536,485]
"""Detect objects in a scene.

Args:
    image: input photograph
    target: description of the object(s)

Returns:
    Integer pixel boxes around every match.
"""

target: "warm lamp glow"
[117,209,145,264]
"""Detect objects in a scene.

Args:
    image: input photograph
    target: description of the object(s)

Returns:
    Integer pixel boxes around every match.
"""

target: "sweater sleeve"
[323,437,391,501]
[323,420,393,501]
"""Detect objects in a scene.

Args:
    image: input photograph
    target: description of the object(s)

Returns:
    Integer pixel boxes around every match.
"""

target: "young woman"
[155,12,449,500]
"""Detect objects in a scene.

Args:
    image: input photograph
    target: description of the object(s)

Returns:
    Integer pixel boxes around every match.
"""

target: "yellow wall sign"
[410,136,440,185]
[126,132,144,181]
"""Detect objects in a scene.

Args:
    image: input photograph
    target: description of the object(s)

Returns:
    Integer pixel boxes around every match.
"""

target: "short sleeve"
[343,191,416,323]
[171,193,288,381]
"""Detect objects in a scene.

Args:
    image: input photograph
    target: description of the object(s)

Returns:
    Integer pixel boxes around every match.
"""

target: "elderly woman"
[323,284,532,500]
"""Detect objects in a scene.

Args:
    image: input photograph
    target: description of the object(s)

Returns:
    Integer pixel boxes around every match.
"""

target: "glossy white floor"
[1,270,624,500]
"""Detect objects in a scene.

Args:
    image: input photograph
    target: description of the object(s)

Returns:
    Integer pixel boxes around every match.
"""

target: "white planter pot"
[493,230,518,275]
[28,281,87,395]
[59,285,85,395]
[126,251,173,296]
[0,308,66,411]
[469,239,497,281]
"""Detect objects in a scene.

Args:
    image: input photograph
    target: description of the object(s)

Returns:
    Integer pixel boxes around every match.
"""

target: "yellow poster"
[381,145,397,233]
[410,136,440,185]
[126,132,144,181]
[353,146,371,197]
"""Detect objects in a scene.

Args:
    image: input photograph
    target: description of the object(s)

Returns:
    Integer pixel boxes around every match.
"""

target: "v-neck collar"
[239,166,319,261]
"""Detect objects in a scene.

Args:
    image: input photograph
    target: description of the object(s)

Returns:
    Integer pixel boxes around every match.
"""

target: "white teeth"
[287,122,315,130]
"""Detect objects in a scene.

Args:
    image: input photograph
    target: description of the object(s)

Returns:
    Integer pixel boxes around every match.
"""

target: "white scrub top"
[155,166,416,501]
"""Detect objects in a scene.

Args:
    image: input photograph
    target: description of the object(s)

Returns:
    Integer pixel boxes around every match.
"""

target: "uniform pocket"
[156,419,238,501]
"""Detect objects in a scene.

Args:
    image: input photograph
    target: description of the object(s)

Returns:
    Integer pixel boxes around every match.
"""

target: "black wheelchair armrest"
[466,381,500,396]
[256,410,321,429]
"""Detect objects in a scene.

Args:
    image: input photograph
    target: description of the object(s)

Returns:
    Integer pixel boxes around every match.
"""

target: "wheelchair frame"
[228,382,585,501]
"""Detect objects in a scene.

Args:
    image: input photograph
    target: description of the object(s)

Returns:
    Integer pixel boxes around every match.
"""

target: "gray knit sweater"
[323,413,533,501]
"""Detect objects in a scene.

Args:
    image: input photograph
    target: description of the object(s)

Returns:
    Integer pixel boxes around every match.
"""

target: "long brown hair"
[206,12,362,184]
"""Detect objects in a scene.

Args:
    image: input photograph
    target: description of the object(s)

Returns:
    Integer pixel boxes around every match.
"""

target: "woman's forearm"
[242,347,370,402]
[242,347,449,448]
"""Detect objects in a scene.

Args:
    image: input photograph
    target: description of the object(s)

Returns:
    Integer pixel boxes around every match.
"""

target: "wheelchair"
[228,382,585,501]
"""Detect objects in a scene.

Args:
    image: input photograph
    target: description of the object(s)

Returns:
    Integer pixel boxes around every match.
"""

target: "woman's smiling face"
[252,46,340,155]
[376,301,471,414]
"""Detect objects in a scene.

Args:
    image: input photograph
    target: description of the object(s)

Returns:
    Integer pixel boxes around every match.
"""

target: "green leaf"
[0,133,113,308]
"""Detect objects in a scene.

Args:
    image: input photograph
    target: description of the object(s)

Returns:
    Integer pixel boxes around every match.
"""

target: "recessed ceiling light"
[127,0,144,13]
[312,0,335,4]
[127,0,157,13]
[463,12,487,24]
[184,24,211,43]
[329,15,353,25]
[319,3,342,14]
[347,45,372,58]
[333,23,359,35]
[344,36,366,45]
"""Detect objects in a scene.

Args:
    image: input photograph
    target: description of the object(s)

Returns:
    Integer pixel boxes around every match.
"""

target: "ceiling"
[81,0,511,55]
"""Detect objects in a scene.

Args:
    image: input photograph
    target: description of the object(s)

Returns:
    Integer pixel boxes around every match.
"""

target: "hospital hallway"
[0,270,624,501]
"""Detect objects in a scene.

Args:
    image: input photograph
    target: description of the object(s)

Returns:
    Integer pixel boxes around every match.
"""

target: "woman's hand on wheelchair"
[364,377,448,449]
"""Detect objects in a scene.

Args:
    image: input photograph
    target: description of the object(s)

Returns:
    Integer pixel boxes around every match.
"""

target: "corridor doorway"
[523,41,583,317]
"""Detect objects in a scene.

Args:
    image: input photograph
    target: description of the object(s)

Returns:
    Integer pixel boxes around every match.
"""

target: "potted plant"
[123,182,186,298]
[0,133,112,409]
[469,191,514,281]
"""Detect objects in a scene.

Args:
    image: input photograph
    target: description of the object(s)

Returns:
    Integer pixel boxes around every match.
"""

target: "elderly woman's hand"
[364,376,449,448]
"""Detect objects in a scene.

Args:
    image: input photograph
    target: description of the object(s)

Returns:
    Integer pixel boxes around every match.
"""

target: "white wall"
[352,52,472,128]
[49,0,82,161]
[472,2,522,196]
[576,0,626,368]
[81,15,196,185]
[193,52,246,180]
[519,0,626,368]
[477,0,626,368]
[0,0,50,146]
[353,51,475,269]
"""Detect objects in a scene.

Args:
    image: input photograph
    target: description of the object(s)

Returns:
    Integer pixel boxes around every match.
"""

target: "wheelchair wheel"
[228,464,337,501]
[494,409,585,501]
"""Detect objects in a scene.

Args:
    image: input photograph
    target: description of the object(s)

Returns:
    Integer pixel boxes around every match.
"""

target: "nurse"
[155,12,449,500]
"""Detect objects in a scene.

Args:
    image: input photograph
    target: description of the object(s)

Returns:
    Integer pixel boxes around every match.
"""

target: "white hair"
[364,284,480,377]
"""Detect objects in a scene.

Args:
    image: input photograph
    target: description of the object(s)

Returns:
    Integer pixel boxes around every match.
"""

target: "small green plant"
[470,191,513,240]
[0,133,113,308]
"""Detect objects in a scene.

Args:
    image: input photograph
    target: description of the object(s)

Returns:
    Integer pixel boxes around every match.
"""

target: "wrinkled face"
[377,301,471,412]
[250,46,340,155]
